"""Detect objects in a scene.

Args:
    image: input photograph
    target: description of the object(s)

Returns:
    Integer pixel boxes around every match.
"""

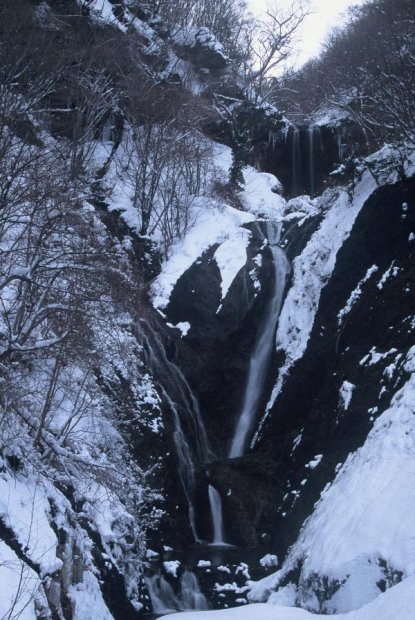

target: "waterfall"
[208,485,227,546]
[139,320,214,542]
[308,125,321,198]
[180,570,209,610]
[146,574,181,615]
[139,319,213,462]
[336,132,344,162]
[291,127,300,196]
[146,569,209,615]
[229,222,290,458]
[164,389,201,543]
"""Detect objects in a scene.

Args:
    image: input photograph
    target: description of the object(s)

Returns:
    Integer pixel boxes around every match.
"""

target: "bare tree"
[271,0,415,144]
[242,0,310,102]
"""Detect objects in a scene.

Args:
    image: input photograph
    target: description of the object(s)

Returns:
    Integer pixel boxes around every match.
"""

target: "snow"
[277,175,376,363]
[339,381,355,410]
[269,583,298,607]
[241,168,286,218]
[214,230,251,301]
[152,203,254,309]
[68,572,114,620]
[214,582,250,594]
[250,345,415,613]
[0,475,61,576]
[152,145,285,310]
[88,0,125,31]
[338,266,378,324]
[312,106,351,127]
[174,322,191,337]
[260,554,279,568]
[359,347,398,367]
[305,455,323,470]
[159,574,415,619]
[377,262,400,290]
[173,26,226,59]
[253,172,378,443]
[147,549,160,559]
[0,541,39,619]
[164,561,181,578]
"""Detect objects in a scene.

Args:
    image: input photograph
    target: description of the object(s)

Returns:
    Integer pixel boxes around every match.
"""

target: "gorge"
[0,1,415,619]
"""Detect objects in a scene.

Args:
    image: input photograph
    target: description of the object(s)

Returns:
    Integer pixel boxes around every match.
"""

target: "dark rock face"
[165,223,276,457]
[173,28,227,73]
[159,174,415,556]
[158,222,285,547]
[263,122,371,198]
[253,175,415,559]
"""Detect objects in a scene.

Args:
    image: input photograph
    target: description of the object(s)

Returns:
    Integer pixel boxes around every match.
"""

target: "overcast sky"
[247,0,365,66]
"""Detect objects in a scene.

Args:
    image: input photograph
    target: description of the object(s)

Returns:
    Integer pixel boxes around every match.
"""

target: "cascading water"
[140,320,234,547]
[208,484,227,546]
[229,222,290,458]
[291,127,301,196]
[146,569,209,615]
[336,132,345,162]
[139,321,213,461]
[139,320,214,543]
[308,124,322,198]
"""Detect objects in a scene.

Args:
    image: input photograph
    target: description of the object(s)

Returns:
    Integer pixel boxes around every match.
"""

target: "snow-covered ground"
[151,144,286,311]
[248,346,415,613]
[160,575,415,619]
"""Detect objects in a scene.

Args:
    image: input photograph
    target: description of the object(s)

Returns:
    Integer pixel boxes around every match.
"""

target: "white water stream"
[308,124,321,198]
[146,569,209,615]
[140,321,214,543]
[208,484,227,546]
[291,127,301,196]
[229,222,290,458]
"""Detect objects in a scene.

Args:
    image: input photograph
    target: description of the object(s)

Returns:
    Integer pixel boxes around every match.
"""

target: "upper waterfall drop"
[308,124,322,198]
[229,222,290,458]
[291,127,301,196]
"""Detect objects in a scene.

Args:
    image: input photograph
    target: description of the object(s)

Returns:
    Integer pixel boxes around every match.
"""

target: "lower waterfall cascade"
[146,570,209,615]
[208,485,228,546]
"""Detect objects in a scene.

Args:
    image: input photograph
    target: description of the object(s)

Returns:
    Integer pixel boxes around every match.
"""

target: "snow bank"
[159,575,415,619]
[0,475,61,576]
[152,203,254,309]
[250,346,415,613]
[241,168,285,217]
[277,174,376,365]
[68,572,114,620]
[0,541,40,619]
[253,172,378,443]
[214,229,251,301]
[152,145,285,309]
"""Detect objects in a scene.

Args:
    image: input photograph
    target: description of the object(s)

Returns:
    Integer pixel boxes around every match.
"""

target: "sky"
[248,0,366,66]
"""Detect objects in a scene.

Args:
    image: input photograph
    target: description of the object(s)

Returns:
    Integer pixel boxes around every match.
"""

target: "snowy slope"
[249,345,415,613]
[160,574,415,620]
[253,171,378,444]
[152,145,286,310]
